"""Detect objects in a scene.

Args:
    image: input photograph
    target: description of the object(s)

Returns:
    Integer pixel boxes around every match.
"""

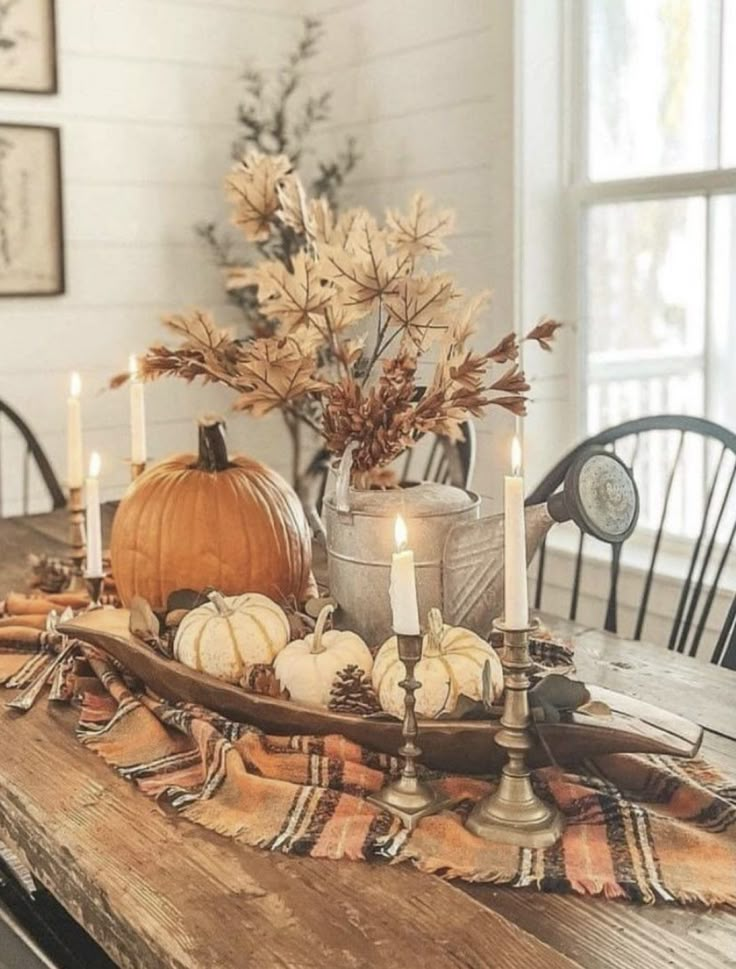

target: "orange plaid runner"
[1,612,734,906]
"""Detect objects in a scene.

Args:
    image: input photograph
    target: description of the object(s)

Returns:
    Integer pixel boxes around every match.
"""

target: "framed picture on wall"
[0,123,64,296]
[0,0,57,94]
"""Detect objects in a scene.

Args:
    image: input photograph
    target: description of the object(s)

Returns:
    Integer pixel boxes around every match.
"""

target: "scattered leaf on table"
[577,700,613,718]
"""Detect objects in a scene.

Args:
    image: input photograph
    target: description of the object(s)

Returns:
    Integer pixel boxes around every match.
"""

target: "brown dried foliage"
[120,154,561,472]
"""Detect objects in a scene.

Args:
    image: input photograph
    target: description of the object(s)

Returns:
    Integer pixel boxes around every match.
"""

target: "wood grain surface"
[0,509,735,969]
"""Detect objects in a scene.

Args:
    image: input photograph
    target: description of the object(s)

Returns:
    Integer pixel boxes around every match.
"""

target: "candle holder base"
[368,776,455,832]
[130,461,146,481]
[466,776,564,848]
[465,617,565,849]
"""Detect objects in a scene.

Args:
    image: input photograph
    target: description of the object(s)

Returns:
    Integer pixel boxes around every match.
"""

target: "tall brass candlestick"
[368,633,454,830]
[67,486,86,592]
[466,618,564,847]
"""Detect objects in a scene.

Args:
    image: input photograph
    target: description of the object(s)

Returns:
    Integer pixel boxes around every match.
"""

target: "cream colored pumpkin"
[174,591,290,683]
[273,604,373,708]
[373,608,504,719]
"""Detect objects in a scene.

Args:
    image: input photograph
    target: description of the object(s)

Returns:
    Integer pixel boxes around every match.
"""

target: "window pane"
[722,0,736,166]
[710,195,736,427]
[586,197,706,360]
[586,0,715,180]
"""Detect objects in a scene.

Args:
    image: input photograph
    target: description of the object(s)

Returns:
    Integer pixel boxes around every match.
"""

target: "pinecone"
[240,663,289,700]
[328,664,380,715]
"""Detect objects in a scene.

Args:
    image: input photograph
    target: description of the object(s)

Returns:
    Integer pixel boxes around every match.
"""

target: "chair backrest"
[527,415,736,667]
[0,399,65,517]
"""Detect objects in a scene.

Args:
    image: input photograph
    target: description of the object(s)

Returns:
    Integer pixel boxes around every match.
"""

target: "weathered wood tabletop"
[0,509,735,969]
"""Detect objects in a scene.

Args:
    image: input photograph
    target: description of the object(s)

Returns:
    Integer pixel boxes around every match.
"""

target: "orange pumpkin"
[110,419,312,610]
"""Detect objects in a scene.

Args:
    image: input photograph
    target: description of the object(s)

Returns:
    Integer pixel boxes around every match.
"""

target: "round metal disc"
[565,449,639,544]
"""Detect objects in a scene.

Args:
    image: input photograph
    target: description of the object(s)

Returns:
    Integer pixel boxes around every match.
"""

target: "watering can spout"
[442,448,639,636]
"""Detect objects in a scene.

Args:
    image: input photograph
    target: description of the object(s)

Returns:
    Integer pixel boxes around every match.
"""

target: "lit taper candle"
[504,434,529,628]
[389,514,421,635]
[85,452,103,577]
[67,372,84,490]
[129,354,147,466]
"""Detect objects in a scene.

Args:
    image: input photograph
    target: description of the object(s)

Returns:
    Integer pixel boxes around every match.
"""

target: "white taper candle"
[129,354,147,465]
[504,435,529,629]
[85,451,103,577]
[67,372,84,490]
[389,514,421,635]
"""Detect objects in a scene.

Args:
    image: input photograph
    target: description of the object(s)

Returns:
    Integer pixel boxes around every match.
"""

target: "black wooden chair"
[527,415,736,668]
[0,399,65,517]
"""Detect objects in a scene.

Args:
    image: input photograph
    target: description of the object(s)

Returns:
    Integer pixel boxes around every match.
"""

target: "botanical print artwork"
[0,0,56,93]
[0,125,64,295]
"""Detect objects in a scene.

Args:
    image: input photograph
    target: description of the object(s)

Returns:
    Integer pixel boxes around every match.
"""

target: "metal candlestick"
[84,575,104,609]
[130,461,146,481]
[67,486,87,592]
[368,633,455,830]
[466,617,564,847]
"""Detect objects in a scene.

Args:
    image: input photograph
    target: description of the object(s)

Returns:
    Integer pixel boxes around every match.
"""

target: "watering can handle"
[335,442,357,515]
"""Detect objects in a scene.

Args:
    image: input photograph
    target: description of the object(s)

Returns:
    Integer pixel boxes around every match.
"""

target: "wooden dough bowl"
[63,609,703,774]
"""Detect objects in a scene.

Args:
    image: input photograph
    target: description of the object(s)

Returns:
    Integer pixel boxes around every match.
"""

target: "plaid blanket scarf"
[1,600,735,907]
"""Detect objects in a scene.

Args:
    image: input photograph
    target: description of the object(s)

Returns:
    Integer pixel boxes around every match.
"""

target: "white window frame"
[567,0,736,438]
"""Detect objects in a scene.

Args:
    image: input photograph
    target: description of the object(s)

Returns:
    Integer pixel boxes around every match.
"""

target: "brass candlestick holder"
[466,617,564,848]
[67,486,87,592]
[130,460,146,481]
[84,574,104,609]
[368,632,455,831]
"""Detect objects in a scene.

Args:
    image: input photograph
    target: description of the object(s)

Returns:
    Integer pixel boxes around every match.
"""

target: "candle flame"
[89,452,101,478]
[69,371,81,398]
[128,354,139,379]
[394,513,408,551]
[511,434,522,476]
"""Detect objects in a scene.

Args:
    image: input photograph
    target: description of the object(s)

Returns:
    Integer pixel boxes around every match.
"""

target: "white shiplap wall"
[304,0,574,510]
[303,0,515,512]
[0,0,303,514]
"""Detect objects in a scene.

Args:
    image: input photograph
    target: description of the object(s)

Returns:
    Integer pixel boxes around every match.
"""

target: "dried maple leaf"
[163,310,230,350]
[525,317,562,352]
[386,192,455,262]
[318,216,410,316]
[309,201,372,251]
[445,290,492,349]
[383,273,458,350]
[245,251,334,336]
[233,337,326,416]
[226,151,292,242]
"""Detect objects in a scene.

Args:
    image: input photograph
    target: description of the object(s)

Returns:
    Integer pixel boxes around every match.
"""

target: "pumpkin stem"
[207,590,231,617]
[311,603,334,654]
[425,608,445,656]
[197,418,230,472]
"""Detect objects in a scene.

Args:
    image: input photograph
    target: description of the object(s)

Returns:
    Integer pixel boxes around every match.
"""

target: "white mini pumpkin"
[174,591,290,683]
[372,608,504,718]
[273,603,373,708]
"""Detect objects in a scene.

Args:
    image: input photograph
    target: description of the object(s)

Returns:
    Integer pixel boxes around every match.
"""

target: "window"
[576,0,736,537]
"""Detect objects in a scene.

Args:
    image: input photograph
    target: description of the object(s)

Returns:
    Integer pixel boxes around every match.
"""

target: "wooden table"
[1,510,735,969]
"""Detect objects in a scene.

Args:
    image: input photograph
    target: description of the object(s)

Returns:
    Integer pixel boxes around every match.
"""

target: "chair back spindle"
[0,400,65,517]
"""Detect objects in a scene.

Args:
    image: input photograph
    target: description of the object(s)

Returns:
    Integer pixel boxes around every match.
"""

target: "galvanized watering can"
[321,446,638,646]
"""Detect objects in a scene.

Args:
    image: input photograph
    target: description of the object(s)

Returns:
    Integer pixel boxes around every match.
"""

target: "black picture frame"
[0,0,58,95]
[0,122,65,296]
